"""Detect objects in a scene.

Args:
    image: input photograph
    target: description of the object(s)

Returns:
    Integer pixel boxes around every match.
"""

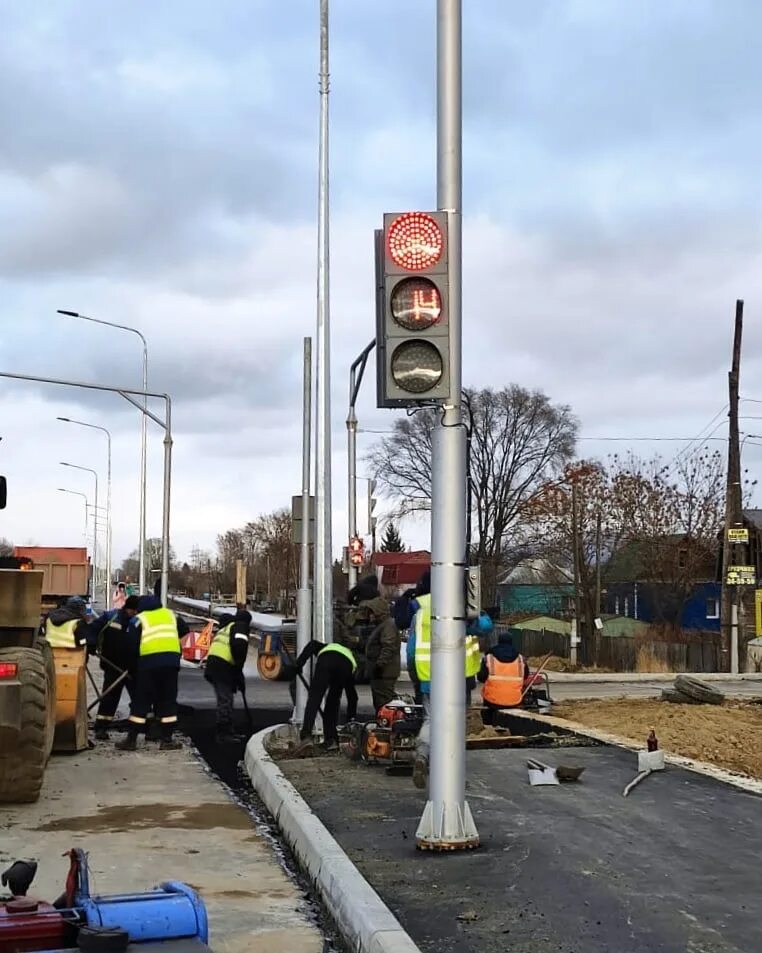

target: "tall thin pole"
[56,418,112,608]
[571,481,581,668]
[139,345,148,595]
[160,396,173,606]
[313,0,333,644]
[347,372,358,592]
[417,0,478,851]
[346,340,375,592]
[721,300,744,673]
[296,337,313,725]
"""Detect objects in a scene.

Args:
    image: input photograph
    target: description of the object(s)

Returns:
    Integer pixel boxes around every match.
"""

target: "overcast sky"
[2,0,762,569]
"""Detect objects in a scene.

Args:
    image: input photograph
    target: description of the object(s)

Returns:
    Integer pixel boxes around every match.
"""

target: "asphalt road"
[281,744,761,953]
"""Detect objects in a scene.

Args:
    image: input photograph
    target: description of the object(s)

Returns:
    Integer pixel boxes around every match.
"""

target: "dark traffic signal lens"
[390,278,442,331]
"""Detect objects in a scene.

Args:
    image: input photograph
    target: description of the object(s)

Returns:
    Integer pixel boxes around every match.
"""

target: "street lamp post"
[58,309,148,595]
[346,340,376,591]
[57,487,89,553]
[0,370,172,604]
[60,462,99,603]
[57,418,112,609]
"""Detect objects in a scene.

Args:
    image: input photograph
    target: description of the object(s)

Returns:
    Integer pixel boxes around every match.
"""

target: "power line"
[578,435,727,442]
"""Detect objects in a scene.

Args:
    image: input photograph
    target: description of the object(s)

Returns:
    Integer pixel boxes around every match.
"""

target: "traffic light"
[376,211,451,408]
[349,536,364,567]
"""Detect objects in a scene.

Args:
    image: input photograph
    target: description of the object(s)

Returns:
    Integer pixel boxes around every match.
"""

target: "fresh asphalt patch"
[281,743,761,953]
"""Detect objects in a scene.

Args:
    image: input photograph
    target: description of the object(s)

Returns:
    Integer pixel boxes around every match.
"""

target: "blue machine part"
[77,883,208,944]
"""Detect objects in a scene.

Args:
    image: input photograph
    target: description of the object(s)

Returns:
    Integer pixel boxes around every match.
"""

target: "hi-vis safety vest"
[45,618,80,649]
[481,654,525,707]
[137,607,180,657]
[319,642,357,672]
[465,635,481,677]
[414,595,482,682]
[207,623,234,665]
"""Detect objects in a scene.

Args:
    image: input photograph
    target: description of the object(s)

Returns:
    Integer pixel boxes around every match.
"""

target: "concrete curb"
[546,672,762,683]
[244,725,421,953]
[510,710,762,796]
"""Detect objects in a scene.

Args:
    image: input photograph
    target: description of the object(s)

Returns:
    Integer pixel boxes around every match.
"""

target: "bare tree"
[0,537,13,557]
[368,385,578,601]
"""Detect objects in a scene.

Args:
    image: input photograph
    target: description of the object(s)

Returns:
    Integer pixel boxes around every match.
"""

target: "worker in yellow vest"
[293,634,358,753]
[116,595,184,751]
[204,609,251,742]
[410,583,487,789]
[42,597,89,649]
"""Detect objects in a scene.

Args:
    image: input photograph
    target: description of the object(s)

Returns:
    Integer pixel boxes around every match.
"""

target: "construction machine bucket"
[53,648,88,752]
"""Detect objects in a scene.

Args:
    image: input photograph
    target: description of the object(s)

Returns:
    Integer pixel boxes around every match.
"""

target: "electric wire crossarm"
[0,370,173,605]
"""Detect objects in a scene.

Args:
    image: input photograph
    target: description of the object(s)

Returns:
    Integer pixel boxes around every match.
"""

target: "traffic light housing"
[376,211,451,408]
[349,536,364,567]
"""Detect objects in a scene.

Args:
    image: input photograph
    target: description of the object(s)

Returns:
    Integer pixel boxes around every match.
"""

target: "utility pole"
[571,481,581,668]
[295,337,313,725]
[313,0,333,645]
[721,300,745,674]
[416,0,478,851]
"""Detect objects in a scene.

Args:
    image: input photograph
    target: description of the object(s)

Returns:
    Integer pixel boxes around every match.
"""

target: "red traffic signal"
[386,212,445,272]
[349,536,364,566]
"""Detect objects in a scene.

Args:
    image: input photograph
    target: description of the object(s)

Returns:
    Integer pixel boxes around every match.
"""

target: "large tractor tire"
[36,637,57,761]
[674,674,725,706]
[0,647,53,803]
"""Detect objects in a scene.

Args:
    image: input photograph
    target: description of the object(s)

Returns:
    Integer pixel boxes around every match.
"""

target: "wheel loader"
[0,479,89,804]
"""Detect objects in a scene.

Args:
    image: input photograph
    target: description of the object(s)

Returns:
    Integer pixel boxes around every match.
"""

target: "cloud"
[2,0,762,565]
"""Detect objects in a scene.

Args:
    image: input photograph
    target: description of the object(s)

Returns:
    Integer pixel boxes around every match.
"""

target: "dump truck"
[12,545,90,608]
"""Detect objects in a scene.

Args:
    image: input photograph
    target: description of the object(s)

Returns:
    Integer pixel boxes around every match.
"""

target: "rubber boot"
[115,728,139,751]
[146,716,162,743]
[94,724,110,741]
[159,725,182,750]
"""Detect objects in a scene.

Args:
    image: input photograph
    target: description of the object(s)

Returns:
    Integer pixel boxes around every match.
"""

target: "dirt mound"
[555,698,762,779]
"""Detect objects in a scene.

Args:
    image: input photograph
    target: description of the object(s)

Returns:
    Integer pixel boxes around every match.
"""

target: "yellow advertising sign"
[727,565,756,586]
[756,590,762,637]
[728,528,749,544]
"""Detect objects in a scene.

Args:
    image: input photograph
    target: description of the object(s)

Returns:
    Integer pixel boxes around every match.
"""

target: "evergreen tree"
[380,522,405,552]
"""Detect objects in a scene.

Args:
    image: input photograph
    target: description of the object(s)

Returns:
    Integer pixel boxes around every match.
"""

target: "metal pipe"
[58,310,149,595]
[0,370,171,608]
[61,462,99,604]
[295,337,313,725]
[313,0,333,644]
[57,418,112,608]
[347,340,376,591]
[417,0,478,850]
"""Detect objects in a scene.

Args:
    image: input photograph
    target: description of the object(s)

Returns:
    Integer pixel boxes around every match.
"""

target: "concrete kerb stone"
[244,725,421,953]
[510,709,762,796]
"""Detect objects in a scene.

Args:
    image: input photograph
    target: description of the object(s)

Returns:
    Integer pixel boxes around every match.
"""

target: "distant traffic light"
[349,536,365,567]
[376,211,451,408]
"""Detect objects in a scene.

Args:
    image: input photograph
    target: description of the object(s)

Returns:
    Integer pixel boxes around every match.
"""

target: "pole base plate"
[415,798,480,851]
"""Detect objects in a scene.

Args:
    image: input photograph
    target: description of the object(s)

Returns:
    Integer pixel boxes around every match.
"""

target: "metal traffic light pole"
[416,0,479,850]
[347,339,376,590]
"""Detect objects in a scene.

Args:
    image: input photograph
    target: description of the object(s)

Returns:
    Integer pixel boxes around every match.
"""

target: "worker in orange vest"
[477,631,529,724]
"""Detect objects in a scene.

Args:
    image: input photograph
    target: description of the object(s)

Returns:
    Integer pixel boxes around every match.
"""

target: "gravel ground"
[555,697,762,778]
